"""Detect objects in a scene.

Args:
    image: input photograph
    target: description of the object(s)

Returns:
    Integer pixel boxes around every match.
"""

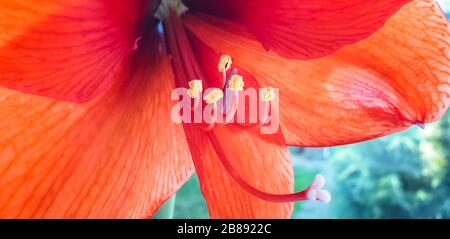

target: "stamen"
[222,89,240,124]
[204,88,224,104]
[260,87,275,102]
[202,87,222,129]
[260,101,270,125]
[203,95,220,131]
[164,5,206,114]
[207,132,331,203]
[228,75,244,91]
[221,68,238,92]
[259,87,275,125]
[220,74,243,123]
[220,68,237,113]
[132,36,142,51]
[218,55,232,73]
[203,110,217,131]
[218,55,232,87]
[187,79,203,98]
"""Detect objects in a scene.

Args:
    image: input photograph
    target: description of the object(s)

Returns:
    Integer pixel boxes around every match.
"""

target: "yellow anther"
[218,55,232,72]
[203,88,224,104]
[260,87,275,102]
[228,74,244,91]
[187,79,203,98]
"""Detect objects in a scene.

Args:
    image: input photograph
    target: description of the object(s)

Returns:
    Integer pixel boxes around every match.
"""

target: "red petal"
[183,124,293,218]
[0,30,194,218]
[184,0,410,59]
[183,0,450,146]
[0,0,151,102]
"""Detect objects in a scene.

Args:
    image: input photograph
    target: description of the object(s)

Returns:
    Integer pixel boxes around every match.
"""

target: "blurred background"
[165,2,450,219]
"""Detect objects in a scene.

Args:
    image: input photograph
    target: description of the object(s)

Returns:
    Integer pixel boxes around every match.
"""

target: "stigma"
[305,174,331,203]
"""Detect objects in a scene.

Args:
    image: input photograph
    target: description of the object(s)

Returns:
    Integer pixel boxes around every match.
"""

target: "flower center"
[162,4,331,204]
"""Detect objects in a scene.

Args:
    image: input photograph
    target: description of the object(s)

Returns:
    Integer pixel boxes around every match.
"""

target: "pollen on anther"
[203,88,224,104]
[260,87,275,102]
[187,79,203,98]
[228,75,244,91]
[218,55,232,72]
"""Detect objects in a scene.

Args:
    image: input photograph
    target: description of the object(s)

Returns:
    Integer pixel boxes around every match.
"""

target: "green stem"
[153,194,176,219]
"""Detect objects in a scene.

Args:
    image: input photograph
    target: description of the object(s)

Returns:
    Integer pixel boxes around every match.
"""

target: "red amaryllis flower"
[0,0,448,218]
